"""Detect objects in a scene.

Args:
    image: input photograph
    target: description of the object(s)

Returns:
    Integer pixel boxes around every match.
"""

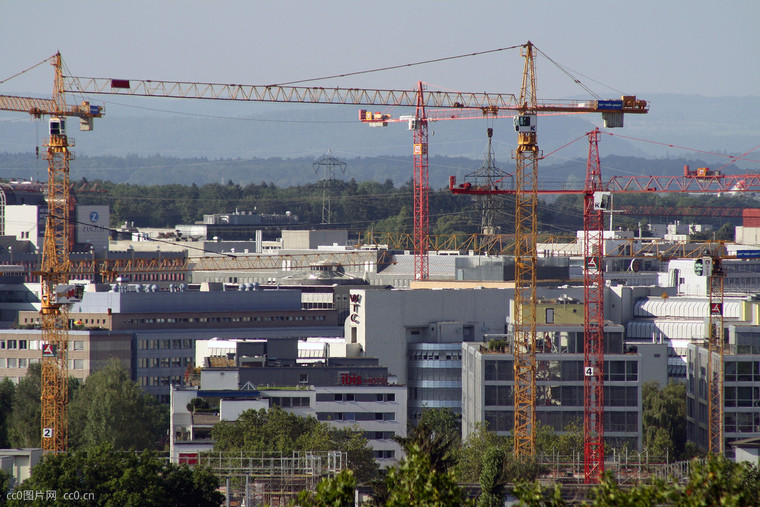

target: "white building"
[169,380,406,467]
[345,287,509,421]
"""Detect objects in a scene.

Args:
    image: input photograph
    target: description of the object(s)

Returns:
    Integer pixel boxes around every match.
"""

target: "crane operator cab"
[49,117,66,136]
[513,114,537,133]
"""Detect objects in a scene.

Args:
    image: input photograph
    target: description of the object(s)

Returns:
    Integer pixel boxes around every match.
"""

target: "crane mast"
[707,257,725,454]
[512,41,539,457]
[583,128,605,481]
[0,53,104,452]
[39,53,73,453]
[412,83,430,280]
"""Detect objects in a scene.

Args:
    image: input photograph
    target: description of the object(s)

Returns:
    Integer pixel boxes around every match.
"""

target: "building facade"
[345,287,509,421]
[462,322,667,451]
[686,323,760,456]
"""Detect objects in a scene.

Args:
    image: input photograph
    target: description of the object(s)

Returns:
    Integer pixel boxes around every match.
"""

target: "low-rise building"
[170,338,406,467]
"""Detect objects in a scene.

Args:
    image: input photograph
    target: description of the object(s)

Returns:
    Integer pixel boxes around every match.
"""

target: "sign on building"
[76,205,109,251]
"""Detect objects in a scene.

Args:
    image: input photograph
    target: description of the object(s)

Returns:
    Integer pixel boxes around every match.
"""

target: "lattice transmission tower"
[313,152,347,224]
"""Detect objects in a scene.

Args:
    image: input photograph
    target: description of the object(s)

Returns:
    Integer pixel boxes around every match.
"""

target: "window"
[18,358,27,368]
[73,341,84,351]
[7,358,17,368]
[545,308,554,324]
[299,373,308,384]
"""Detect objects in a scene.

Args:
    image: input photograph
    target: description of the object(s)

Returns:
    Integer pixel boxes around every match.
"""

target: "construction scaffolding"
[192,451,346,506]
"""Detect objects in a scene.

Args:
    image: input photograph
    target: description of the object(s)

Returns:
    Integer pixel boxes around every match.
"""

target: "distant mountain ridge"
[0,94,757,187]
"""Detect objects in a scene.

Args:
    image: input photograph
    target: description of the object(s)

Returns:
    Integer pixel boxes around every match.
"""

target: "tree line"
[71,176,757,239]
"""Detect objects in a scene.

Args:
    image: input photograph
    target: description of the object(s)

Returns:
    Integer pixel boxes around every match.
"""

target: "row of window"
[0,358,86,370]
[724,360,760,382]
[407,367,461,382]
[138,375,183,387]
[21,317,108,326]
[409,387,460,402]
[409,351,462,361]
[484,385,638,408]
[268,396,310,408]
[364,431,395,440]
[485,409,639,434]
[316,412,396,422]
[724,386,760,407]
[137,357,192,368]
[725,411,760,433]
[484,359,638,383]
[138,339,194,350]
[0,340,85,351]
[0,357,36,369]
[372,450,395,459]
[125,315,326,325]
[315,393,396,402]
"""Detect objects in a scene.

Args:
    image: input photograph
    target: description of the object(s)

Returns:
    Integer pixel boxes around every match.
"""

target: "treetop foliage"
[212,406,377,484]
[10,444,223,507]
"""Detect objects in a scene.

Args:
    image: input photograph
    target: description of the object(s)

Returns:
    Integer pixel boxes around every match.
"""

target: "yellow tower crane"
[0,53,104,452]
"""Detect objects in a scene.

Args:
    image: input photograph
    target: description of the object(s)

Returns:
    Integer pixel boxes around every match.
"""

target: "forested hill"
[0,152,744,189]
[71,177,758,236]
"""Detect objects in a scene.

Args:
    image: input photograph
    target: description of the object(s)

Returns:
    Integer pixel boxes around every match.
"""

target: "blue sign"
[736,250,760,259]
[89,211,99,223]
[597,100,623,110]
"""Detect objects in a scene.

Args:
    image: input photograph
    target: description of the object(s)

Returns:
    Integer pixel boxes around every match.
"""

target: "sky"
[2,1,758,99]
[0,1,758,167]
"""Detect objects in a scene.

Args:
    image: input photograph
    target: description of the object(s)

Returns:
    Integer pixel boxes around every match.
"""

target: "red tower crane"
[451,130,760,481]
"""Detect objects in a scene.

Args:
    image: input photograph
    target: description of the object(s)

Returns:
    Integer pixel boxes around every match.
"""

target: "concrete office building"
[345,287,509,421]
[686,323,760,457]
[461,321,667,450]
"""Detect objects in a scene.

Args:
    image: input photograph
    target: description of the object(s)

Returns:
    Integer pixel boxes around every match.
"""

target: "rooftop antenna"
[313,151,347,224]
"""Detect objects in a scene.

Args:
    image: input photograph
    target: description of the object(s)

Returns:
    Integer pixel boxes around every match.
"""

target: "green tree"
[297,469,356,507]
[395,408,461,473]
[212,406,377,483]
[68,358,168,450]
[0,467,11,507]
[7,363,42,447]
[455,422,509,483]
[513,481,565,507]
[10,444,223,507]
[384,444,469,507]
[642,381,686,460]
[680,455,760,507]
[0,378,14,447]
[477,447,505,507]
[544,418,584,457]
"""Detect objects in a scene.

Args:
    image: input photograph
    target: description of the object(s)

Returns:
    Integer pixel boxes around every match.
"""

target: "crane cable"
[0,55,55,85]
[266,45,525,87]
[601,131,760,165]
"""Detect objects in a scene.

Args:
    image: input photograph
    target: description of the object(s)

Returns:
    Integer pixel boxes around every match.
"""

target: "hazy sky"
[2,0,758,99]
